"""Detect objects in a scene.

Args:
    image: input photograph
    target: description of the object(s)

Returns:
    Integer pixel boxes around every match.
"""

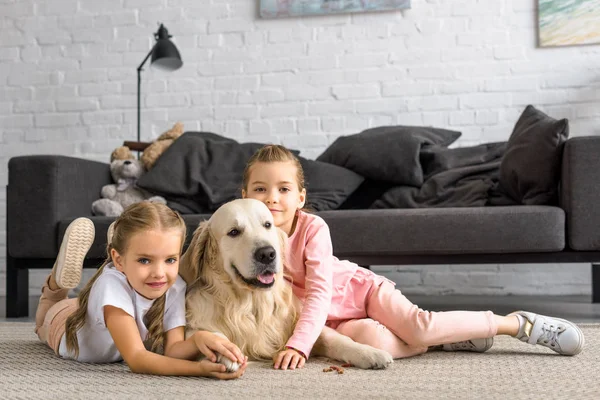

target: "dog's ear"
[179,220,210,285]
[276,227,288,267]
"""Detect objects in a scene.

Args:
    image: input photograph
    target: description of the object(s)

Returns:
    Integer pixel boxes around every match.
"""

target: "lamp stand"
[137,47,154,146]
[134,23,182,158]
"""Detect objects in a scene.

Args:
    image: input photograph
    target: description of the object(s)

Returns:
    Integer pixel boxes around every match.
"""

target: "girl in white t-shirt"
[35,202,247,379]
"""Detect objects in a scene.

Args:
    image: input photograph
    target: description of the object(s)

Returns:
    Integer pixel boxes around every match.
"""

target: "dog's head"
[180,198,287,290]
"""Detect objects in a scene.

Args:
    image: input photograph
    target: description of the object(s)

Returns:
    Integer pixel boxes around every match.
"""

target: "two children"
[36,145,585,375]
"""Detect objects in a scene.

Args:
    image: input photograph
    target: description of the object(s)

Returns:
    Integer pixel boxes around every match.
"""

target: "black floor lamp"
[137,23,183,144]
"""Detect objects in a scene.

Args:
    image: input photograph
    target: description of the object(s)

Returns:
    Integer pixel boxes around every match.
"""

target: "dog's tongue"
[257,273,275,284]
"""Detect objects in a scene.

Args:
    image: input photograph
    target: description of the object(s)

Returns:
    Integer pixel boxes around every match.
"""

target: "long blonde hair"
[242,144,305,195]
[64,202,186,358]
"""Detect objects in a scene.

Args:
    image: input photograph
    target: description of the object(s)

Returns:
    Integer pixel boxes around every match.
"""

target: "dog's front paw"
[349,346,393,370]
[215,353,240,373]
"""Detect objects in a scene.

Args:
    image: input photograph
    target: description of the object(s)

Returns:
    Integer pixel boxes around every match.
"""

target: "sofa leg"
[593,263,600,304]
[6,254,29,318]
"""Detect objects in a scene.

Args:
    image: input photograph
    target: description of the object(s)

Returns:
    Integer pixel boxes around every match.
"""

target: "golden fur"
[181,198,394,369]
[180,199,297,360]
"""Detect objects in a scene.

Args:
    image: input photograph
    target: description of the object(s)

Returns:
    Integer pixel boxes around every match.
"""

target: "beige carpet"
[1,322,599,399]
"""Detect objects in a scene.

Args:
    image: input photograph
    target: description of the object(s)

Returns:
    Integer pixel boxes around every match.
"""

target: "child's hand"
[197,358,248,380]
[273,348,305,370]
[193,331,245,364]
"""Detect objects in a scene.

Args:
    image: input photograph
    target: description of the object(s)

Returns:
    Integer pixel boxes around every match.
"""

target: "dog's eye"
[227,229,240,237]
[264,222,272,229]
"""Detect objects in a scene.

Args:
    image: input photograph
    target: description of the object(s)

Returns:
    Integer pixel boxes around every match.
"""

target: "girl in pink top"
[242,145,585,370]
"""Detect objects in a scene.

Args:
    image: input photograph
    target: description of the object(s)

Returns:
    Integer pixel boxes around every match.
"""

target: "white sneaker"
[107,221,115,244]
[442,338,494,352]
[52,218,95,289]
[509,311,584,356]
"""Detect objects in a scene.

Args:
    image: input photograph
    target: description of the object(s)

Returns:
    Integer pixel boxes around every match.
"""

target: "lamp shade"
[136,23,183,145]
[150,24,183,72]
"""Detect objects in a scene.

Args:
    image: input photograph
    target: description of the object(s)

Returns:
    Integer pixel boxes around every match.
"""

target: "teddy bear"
[141,121,184,171]
[91,146,167,217]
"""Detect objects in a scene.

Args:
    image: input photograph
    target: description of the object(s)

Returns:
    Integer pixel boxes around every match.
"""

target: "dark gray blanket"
[344,142,517,209]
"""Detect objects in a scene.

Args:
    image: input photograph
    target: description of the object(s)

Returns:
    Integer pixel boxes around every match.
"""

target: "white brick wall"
[1,0,599,297]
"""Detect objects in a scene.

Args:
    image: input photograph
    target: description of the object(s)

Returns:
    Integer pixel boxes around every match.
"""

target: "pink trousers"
[34,275,79,354]
[328,280,498,358]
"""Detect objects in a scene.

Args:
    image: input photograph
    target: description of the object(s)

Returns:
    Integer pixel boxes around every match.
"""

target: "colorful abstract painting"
[539,0,600,46]
[260,0,411,19]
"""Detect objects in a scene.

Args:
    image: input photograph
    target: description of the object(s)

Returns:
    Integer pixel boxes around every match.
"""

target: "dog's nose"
[124,160,132,165]
[254,246,276,264]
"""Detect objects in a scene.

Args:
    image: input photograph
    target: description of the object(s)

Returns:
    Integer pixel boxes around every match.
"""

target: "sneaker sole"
[54,218,95,289]
[442,337,494,352]
[477,337,494,352]
[107,221,115,244]
[510,310,585,356]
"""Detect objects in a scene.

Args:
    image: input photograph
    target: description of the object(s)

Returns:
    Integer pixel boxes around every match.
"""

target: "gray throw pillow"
[316,125,461,187]
[300,159,364,211]
[499,105,569,205]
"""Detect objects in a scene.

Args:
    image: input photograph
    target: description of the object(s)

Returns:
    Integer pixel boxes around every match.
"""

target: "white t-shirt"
[58,263,187,363]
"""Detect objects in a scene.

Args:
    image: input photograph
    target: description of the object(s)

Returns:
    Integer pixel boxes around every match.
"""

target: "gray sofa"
[6,136,600,317]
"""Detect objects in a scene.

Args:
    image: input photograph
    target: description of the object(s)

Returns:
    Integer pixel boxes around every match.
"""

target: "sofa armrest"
[561,136,600,250]
[7,155,111,258]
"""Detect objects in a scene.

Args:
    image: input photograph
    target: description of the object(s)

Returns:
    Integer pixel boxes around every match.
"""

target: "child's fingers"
[217,342,244,363]
[207,339,245,363]
[199,359,227,373]
[280,352,294,370]
[224,343,245,363]
[212,362,247,380]
[273,352,284,369]
[289,355,302,370]
[216,345,238,363]
[298,356,306,369]
[198,344,217,362]
[212,371,240,380]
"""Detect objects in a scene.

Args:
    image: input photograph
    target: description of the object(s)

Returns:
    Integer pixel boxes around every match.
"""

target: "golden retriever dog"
[180,198,393,371]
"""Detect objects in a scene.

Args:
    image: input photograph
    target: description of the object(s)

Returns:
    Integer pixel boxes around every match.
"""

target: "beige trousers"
[34,275,79,354]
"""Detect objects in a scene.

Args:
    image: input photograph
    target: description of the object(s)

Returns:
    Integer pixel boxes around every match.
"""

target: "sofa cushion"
[499,105,569,205]
[61,205,564,260]
[318,206,565,257]
[317,125,461,187]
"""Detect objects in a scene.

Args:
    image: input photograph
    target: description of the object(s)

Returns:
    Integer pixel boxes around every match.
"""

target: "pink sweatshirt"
[284,210,386,357]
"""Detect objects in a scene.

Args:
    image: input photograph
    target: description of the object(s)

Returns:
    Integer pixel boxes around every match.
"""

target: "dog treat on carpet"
[341,363,353,368]
[327,365,345,374]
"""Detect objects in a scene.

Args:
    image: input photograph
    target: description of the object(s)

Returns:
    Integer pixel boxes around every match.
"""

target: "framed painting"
[539,0,600,46]
[260,0,411,19]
